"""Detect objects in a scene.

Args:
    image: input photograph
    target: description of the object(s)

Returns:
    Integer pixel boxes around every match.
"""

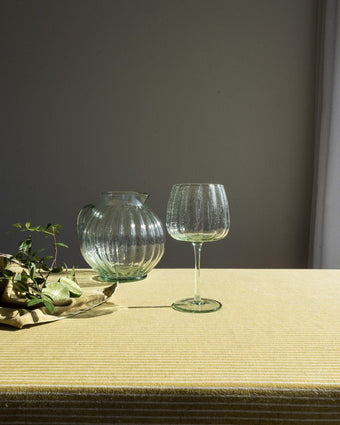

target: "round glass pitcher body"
[77,191,165,282]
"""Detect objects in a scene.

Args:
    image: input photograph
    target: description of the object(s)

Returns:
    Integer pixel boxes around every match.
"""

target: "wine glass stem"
[193,242,203,304]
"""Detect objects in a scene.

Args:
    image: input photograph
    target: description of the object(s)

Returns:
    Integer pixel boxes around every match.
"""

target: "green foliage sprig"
[0,222,75,313]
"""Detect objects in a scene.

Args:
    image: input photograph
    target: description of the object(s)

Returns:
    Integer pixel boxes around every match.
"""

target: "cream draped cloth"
[0,257,117,328]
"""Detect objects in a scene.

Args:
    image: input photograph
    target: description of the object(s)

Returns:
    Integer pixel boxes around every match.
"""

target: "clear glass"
[166,183,230,313]
[77,191,165,282]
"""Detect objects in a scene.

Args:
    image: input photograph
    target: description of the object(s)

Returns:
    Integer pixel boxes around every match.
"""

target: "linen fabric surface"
[0,268,339,424]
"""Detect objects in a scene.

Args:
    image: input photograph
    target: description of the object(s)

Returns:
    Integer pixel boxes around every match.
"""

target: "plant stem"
[0,254,23,268]
[51,227,58,269]
[193,242,203,304]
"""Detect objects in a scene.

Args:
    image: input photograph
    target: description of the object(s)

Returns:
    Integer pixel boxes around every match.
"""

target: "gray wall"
[0,0,317,269]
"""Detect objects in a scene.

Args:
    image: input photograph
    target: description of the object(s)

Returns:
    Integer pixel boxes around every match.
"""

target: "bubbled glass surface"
[77,191,165,282]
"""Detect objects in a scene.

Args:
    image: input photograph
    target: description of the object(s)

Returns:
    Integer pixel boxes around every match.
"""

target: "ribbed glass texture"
[77,192,165,282]
[166,183,230,243]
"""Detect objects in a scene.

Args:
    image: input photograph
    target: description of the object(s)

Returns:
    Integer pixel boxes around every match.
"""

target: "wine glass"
[166,183,230,313]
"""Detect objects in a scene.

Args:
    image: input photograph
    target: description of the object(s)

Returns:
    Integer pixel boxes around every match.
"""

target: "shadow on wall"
[0,0,317,268]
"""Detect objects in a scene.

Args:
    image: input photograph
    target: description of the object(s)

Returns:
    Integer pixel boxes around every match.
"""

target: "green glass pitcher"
[77,191,165,282]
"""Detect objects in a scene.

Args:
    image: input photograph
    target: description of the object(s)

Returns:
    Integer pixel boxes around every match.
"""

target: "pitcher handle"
[77,204,95,237]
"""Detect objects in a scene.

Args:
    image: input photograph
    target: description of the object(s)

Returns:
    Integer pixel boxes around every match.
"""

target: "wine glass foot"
[172,298,222,313]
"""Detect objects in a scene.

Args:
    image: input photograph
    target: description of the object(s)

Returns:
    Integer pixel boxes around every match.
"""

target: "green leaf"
[0,257,9,269]
[14,281,29,293]
[13,223,22,229]
[27,298,42,307]
[43,281,70,301]
[59,277,82,297]
[29,263,36,279]
[20,270,29,281]
[41,295,55,313]
[40,255,53,262]
[56,242,68,248]
[71,266,77,282]
[51,267,63,273]
[18,237,32,254]
[14,252,25,261]
[25,221,31,230]
[34,277,45,286]
[4,269,15,278]
[52,224,62,235]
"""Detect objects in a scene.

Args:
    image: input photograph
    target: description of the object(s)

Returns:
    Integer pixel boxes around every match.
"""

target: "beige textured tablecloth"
[0,268,339,424]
